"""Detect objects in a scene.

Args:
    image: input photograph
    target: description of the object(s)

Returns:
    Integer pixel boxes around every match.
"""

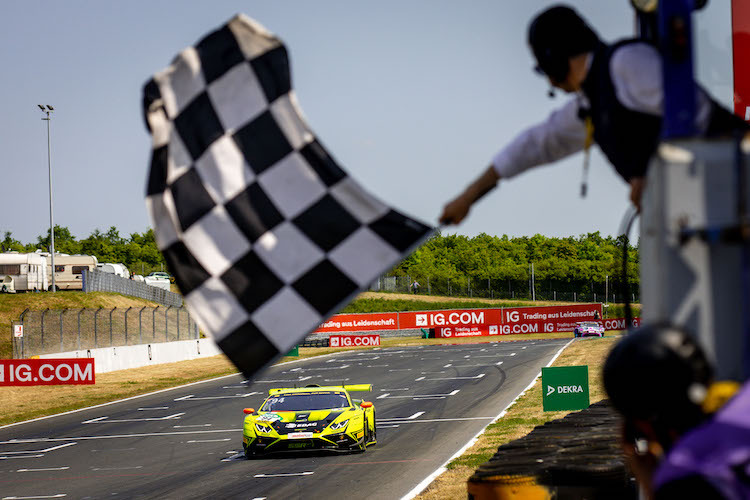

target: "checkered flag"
[143,14,432,378]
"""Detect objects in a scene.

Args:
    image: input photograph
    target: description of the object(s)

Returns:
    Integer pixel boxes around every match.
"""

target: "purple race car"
[574,321,605,338]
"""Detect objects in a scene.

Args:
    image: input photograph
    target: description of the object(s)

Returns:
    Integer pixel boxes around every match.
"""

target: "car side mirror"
[360,401,373,408]
[243,408,255,415]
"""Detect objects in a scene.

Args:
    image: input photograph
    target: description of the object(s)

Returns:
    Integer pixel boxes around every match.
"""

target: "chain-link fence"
[12,306,199,358]
[370,275,640,303]
[83,269,182,307]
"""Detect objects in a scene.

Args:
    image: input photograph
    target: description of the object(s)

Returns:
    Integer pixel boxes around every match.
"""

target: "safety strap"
[581,116,594,198]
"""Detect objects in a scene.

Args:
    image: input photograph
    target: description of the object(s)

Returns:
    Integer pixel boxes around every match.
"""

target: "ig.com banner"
[0,359,95,386]
[329,335,381,348]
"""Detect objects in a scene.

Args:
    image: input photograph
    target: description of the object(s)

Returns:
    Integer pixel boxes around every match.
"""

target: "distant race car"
[574,321,605,338]
[242,384,377,458]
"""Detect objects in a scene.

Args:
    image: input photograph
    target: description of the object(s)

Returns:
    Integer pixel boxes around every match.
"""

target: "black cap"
[603,324,713,433]
[528,4,599,83]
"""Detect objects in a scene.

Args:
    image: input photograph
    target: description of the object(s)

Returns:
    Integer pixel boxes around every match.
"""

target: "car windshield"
[260,392,350,411]
[581,322,600,327]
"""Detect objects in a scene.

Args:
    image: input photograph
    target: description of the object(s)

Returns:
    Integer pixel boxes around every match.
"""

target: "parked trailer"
[39,253,98,291]
[0,252,48,291]
[97,262,130,279]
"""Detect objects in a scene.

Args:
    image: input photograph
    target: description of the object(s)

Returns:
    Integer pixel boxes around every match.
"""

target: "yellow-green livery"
[242,384,377,458]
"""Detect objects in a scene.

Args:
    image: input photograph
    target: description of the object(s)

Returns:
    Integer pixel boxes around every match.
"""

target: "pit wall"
[36,338,221,374]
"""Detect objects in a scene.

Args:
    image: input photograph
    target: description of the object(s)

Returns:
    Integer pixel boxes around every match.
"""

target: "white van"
[97,262,131,279]
[0,252,48,291]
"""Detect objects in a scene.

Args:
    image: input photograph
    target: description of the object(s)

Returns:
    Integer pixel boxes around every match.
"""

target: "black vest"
[581,40,749,183]
[580,40,661,182]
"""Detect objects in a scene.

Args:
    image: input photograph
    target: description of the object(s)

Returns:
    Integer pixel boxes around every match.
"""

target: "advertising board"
[542,365,589,411]
[315,313,398,333]
[0,358,95,386]
[329,335,381,348]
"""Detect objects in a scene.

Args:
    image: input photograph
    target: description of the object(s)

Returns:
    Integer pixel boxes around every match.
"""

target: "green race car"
[242,384,377,458]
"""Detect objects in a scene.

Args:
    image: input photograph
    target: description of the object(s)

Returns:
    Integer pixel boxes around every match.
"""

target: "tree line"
[1,227,639,299]
[1,226,165,277]
[389,231,639,300]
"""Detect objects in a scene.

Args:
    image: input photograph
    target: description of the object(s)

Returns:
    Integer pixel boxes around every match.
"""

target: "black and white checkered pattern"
[143,14,432,378]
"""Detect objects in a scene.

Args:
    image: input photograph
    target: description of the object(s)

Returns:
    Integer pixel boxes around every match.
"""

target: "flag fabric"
[143,14,432,378]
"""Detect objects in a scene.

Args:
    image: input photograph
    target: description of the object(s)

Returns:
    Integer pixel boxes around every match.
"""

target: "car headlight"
[255,423,273,434]
[328,419,349,431]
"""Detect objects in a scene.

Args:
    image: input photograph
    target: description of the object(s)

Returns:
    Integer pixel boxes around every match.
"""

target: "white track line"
[2,495,66,499]
[254,472,314,478]
[16,467,70,473]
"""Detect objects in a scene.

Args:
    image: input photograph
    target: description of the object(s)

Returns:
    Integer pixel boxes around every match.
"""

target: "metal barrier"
[83,269,182,307]
[12,306,199,358]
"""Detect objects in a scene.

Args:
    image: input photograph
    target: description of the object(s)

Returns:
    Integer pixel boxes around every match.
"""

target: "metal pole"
[139,306,146,344]
[39,105,56,292]
[109,307,116,347]
[176,307,180,340]
[165,305,173,341]
[77,308,84,350]
[125,307,132,345]
[60,308,67,353]
[94,307,103,348]
[153,306,159,341]
[41,308,49,349]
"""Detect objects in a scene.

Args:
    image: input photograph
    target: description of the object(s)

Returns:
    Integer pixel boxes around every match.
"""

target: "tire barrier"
[468,400,637,499]
[299,338,330,348]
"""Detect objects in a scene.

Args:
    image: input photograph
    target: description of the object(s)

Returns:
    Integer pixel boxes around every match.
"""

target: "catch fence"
[12,306,199,358]
[371,275,640,303]
[83,269,182,307]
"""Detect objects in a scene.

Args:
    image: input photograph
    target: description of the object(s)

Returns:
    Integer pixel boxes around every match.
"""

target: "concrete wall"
[37,338,222,374]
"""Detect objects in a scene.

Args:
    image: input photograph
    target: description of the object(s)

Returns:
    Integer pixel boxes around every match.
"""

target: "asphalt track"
[0,339,571,500]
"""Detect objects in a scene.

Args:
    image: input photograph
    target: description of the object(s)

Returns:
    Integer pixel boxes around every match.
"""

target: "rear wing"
[343,384,372,392]
[268,384,372,396]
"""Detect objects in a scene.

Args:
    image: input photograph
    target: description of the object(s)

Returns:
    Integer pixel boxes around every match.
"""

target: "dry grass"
[0,355,237,427]
[414,335,621,500]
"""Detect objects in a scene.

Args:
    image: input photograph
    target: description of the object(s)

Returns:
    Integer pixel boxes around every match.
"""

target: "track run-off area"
[0,339,571,500]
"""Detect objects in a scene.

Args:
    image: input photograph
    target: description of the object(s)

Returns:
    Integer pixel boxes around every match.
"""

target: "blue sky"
[0,1,735,244]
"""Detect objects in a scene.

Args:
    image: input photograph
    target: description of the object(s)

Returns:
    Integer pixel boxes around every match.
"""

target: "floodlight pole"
[39,105,55,292]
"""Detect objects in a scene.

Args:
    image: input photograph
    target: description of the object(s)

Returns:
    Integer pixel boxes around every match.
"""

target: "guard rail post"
[176,307,180,340]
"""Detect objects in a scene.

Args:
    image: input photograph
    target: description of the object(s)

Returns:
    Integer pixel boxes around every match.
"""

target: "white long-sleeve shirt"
[491,42,712,179]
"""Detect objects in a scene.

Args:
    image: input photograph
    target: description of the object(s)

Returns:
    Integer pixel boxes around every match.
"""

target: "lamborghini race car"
[242,384,376,458]
[573,321,605,338]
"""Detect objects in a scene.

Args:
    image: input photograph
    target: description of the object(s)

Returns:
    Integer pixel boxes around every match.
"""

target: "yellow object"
[702,380,741,414]
[467,475,552,500]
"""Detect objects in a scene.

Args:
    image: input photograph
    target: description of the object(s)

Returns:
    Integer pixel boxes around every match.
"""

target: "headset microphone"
[548,88,556,98]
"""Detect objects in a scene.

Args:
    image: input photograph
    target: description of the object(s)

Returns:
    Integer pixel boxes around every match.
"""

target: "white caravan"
[39,252,99,290]
[0,252,48,291]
